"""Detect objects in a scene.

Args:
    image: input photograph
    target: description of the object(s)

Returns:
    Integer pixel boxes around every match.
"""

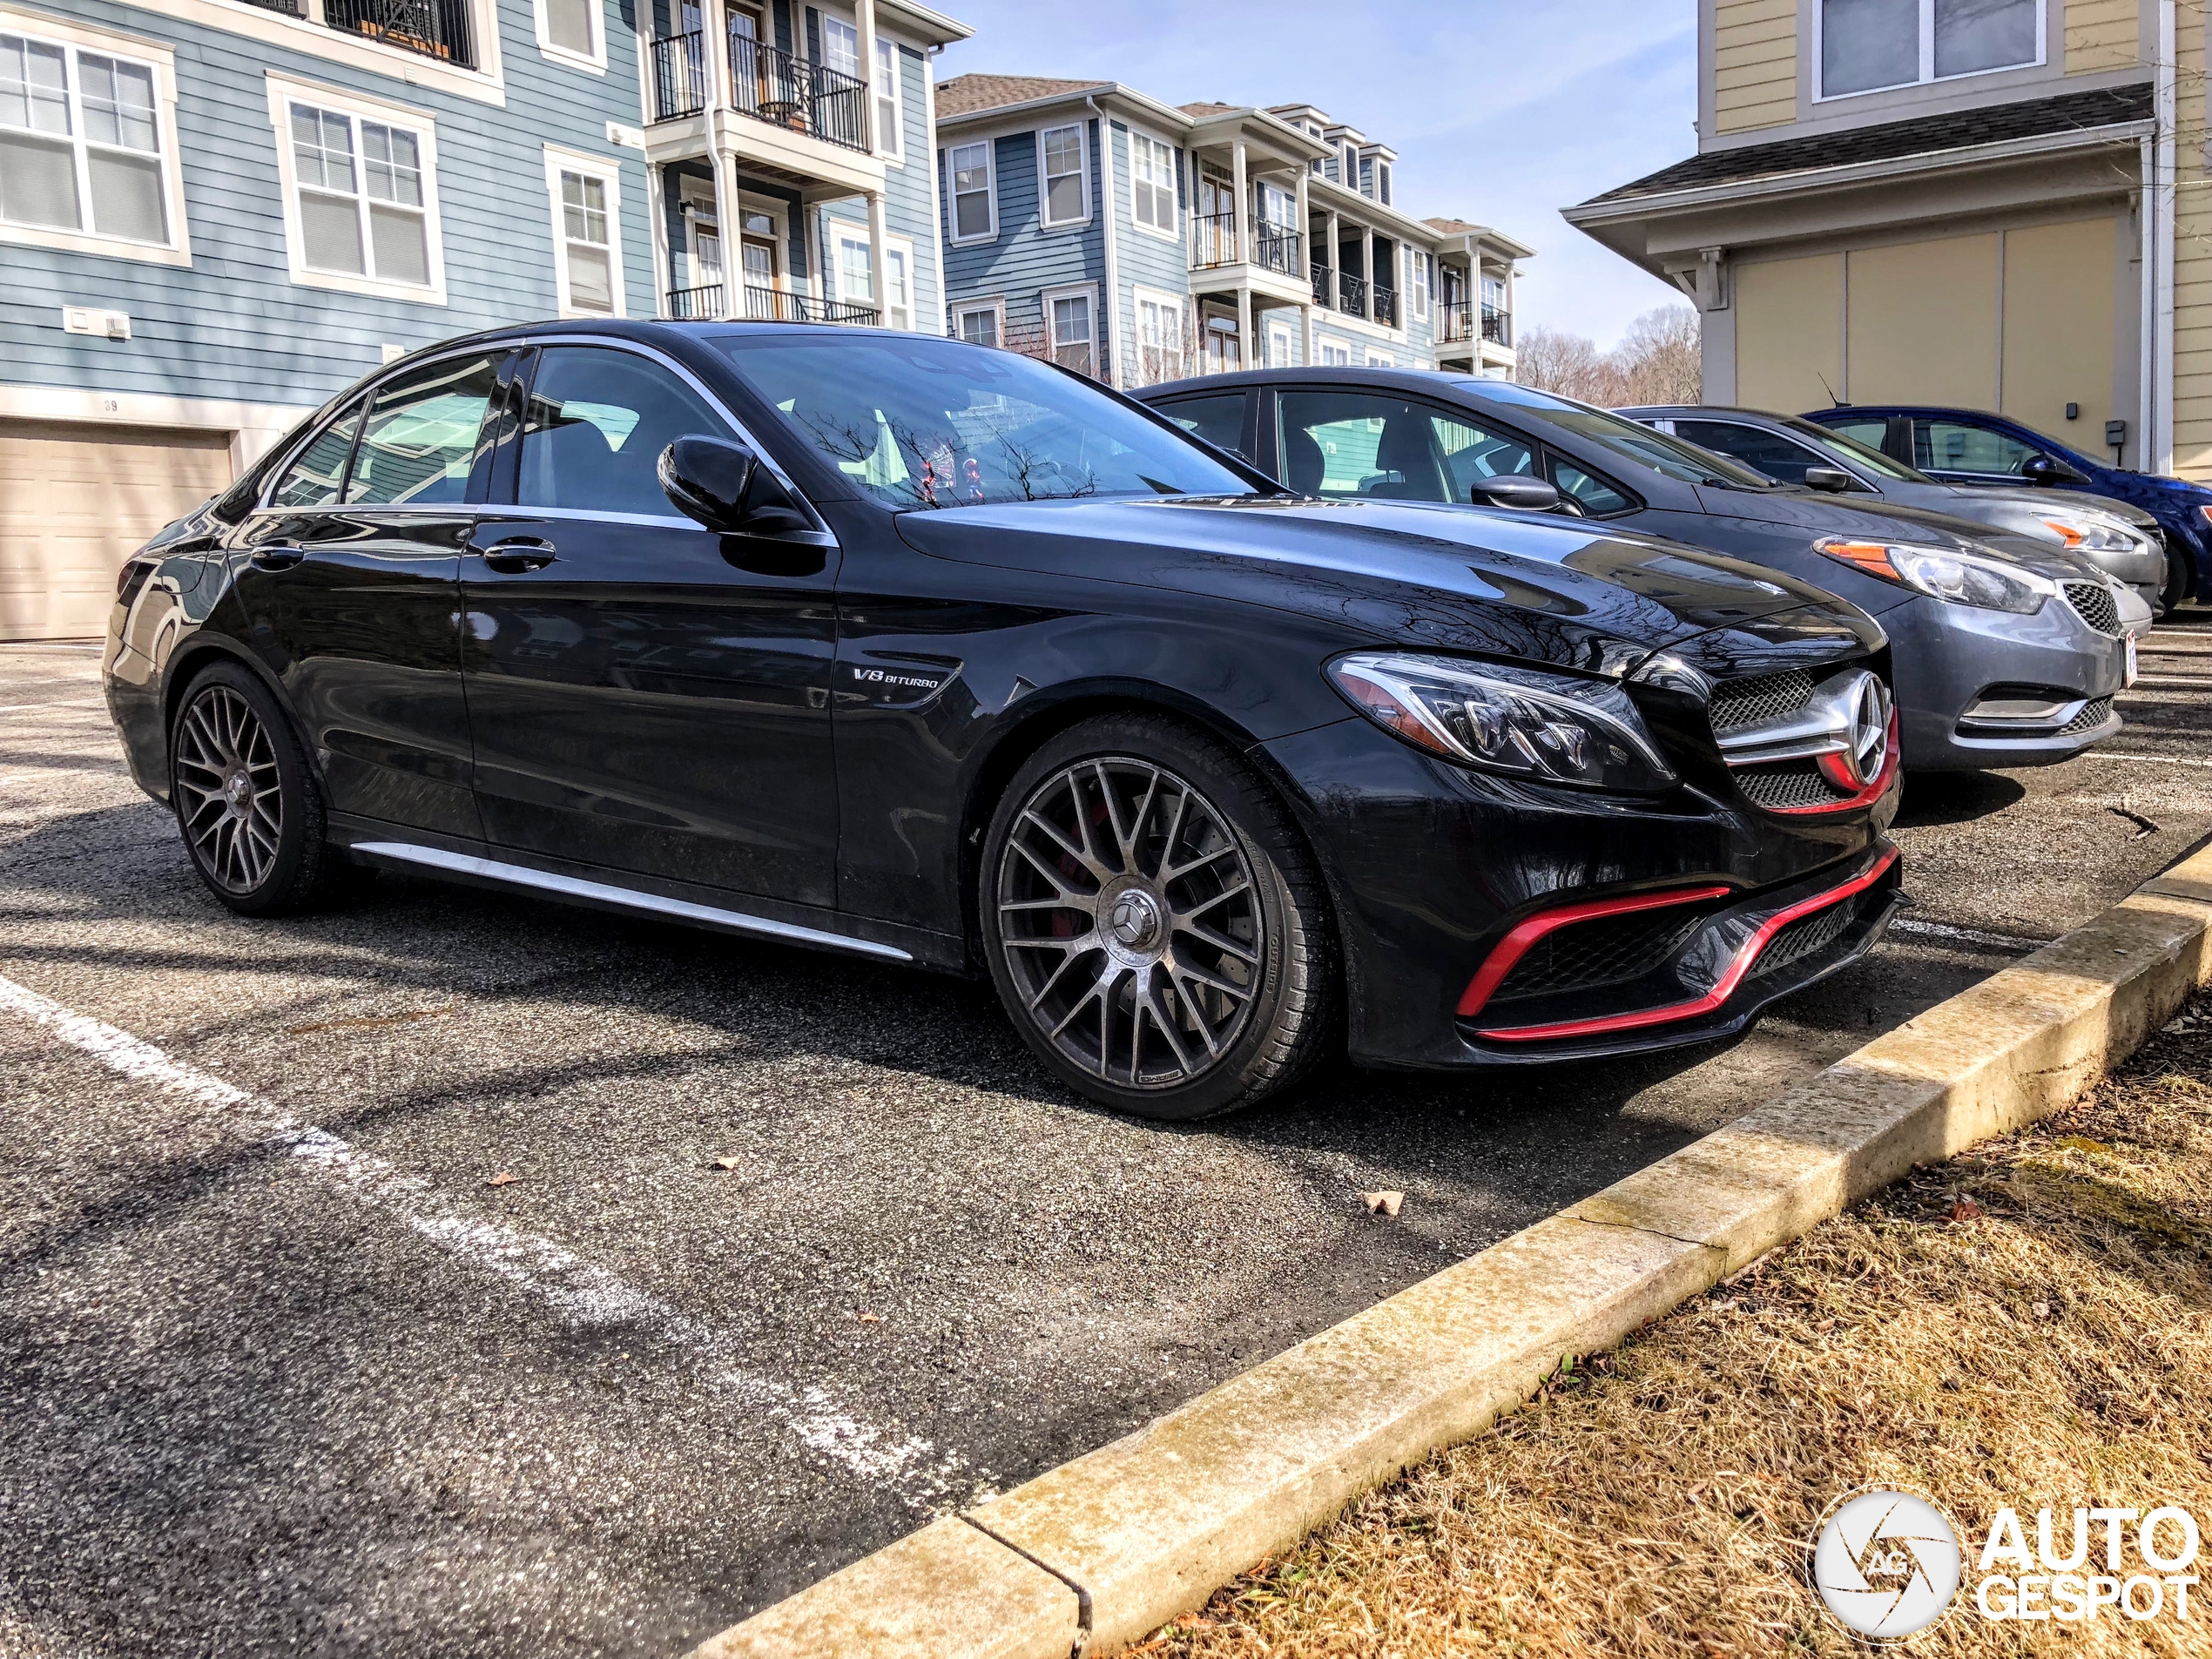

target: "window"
[1277,390,1534,502]
[1135,290,1184,384]
[1825,415,1895,453]
[837,233,871,307]
[1318,341,1351,366]
[1819,0,2040,98]
[346,354,500,507]
[1472,381,1779,489]
[1130,132,1177,235]
[1041,122,1086,226]
[1549,459,1635,516]
[820,16,859,80]
[884,244,910,330]
[1366,351,1393,368]
[1265,320,1294,368]
[1048,290,1094,376]
[271,82,443,301]
[1412,252,1429,320]
[545,150,622,317]
[1157,392,1245,457]
[0,28,179,253]
[836,233,912,327]
[948,139,993,240]
[1375,160,1391,206]
[954,303,1001,347]
[1671,419,1833,485]
[536,0,601,69]
[872,37,900,158]
[1913,416,2039,475]
[1339,140,1356,185]
[711,334,1253,509]
[520,346,732,516]
[270,404,363,508]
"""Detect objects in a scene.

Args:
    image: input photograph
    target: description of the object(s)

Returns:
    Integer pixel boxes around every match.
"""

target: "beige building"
[1563,0,2204,479]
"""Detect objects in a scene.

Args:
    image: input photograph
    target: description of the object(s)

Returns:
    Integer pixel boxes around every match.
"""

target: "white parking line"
[0,972,991,1511]
[2093,752,2212,770]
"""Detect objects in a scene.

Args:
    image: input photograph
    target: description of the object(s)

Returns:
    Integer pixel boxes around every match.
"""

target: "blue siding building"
[934,77,1531,394]
[0,0,966,638]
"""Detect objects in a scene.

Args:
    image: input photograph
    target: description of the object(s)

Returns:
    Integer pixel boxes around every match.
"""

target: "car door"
[458,341,840,907]
[1669,417,1871,493]
[231,349,505,840]
[1271,386,1537,502]
[1909,415,2043,485]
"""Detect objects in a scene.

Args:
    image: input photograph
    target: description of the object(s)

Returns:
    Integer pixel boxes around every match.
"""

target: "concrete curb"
[691,840,2212,1659]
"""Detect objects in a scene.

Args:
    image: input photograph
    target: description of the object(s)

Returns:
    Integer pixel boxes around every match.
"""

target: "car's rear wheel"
[2159,542,2192,616]
[980,713,1337,1120]
[169,661,340,915]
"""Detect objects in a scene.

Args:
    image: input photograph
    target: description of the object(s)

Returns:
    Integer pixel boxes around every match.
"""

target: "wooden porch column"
[1300,301,1313,368]
[854,0,880,154]
[1293,162,1310,287]
[1325,208,1339,312]
[711,151,743,319]
[867,189,893,327]
[1231,138,1249,266]
[644,160,672,318]
[1361,224,1375,323]
[1236,287,1252,372]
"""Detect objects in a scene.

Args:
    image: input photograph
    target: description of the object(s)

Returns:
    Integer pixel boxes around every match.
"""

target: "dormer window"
[1340,140,1357,184]
[1376,160,1391,206]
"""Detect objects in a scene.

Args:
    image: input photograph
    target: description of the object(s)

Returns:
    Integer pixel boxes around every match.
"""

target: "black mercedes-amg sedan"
[105,322,1905,1120]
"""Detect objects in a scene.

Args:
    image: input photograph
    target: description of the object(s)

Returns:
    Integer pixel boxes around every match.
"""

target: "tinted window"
[270,405,362,508]
[1672,419,1829,485]
[346,354,501,506]
[1468,382,1776,489]
[1915,418,2037,475]
[1277,391,1532,502]
[1781,415,1925,481]
[711,334,1251,509]
[1157,392,1246,457]
[1552,460,1634,516]
[519,347,732,516]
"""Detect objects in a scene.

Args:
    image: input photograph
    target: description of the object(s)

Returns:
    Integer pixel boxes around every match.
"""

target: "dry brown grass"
[1139,996,2212,1658]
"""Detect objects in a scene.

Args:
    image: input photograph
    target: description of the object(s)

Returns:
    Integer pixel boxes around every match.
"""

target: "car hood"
[894,495,1874,675]
[1923,483,2159,534]
[1687,484,2098,578]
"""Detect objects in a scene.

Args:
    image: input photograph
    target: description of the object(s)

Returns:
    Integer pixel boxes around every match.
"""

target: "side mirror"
[2021,453,2089,487]
[658,435,813,536]
[1468,475,1563,512]
[1801,466,1857,493]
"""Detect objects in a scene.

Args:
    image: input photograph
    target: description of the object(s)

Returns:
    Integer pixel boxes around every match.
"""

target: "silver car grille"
[2063,581,2121,637]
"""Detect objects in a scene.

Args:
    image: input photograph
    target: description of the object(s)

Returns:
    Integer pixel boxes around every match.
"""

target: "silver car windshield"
[1470,382,1779,489]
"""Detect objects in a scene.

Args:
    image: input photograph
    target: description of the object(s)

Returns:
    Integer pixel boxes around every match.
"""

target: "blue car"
[1798,406,2209,610]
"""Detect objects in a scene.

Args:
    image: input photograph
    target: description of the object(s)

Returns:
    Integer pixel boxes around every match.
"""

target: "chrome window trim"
[254,341,511,514]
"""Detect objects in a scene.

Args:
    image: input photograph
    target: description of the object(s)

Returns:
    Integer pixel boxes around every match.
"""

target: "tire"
[168,661,342,915]
[979,712,1338,1120]
[2158,543,2191,617]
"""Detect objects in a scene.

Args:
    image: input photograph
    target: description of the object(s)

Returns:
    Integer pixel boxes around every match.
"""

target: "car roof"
[1136,366,1492,399]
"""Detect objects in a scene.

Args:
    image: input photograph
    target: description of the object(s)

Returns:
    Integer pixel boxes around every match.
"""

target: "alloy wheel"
[995,756,1264,1090]
[172,685,284,894]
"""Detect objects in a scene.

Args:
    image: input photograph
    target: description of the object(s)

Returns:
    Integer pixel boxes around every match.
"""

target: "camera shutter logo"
[1812,1487,1964,1639]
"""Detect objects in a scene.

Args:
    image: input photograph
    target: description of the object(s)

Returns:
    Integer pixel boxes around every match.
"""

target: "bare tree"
[1514,305,1702,407]
[1514,324,1615,402]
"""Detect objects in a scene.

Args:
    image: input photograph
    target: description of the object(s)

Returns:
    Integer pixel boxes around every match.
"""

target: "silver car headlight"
[2038,512,2150,554]
[1812,537,2055,615]
[1326,652,1676,791]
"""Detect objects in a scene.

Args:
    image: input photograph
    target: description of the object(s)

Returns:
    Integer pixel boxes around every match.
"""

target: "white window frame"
[1366,348,1393,368]
[872,35,902,160]
[0,10,190,266]
[542,144,624,319]
[1318,339,1352,366]
[1375,159,1391,206]
[1813,0,2046,101]
[160,0,503,105]
[1040,280,1099,376]
[1127,127,1177,241]
[533,0,604,74]
[945,138,995,244]
[833,226,916,329]
[1038,120,1089,230]
[1131,283,1186,385]
[953,297,1005,348]
[820,15,859,79]
[1412,250,1430,320]
[264,72,446,306]
[1265,318,1295,368]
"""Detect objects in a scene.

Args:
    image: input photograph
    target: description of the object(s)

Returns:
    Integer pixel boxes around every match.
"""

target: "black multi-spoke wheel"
[168,662,341,914]
[981,713,1337,1120]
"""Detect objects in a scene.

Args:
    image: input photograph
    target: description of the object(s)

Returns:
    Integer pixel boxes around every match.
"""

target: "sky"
[928,0,1700,350]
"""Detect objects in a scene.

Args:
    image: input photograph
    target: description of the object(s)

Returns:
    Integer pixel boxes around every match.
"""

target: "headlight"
[1813,537,2054,615]
[2038,513,2147,553]
[1326,652,1676,792]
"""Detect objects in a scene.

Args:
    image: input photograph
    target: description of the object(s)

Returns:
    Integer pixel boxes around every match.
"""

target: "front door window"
[1914,418,2037,476]
[1277,389,1534,502]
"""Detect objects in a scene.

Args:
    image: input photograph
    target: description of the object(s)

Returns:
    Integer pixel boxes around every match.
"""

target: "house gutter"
[2148,0,2177,474]
[1087,93,1123,388]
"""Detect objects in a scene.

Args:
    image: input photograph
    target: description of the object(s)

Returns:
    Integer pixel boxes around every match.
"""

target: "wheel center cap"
[1109,889,1163,951]
[224,771,252,814]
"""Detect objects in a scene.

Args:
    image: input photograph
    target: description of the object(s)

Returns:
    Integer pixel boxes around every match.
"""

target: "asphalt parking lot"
[3,619,2209,1657]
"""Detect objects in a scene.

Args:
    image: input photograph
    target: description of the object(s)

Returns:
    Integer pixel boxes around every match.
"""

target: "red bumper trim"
[1454,882,1736,1021]
[1474,845,1901,1043]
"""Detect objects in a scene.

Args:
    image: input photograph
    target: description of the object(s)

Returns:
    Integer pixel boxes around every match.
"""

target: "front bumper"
[1887,588,2129,771]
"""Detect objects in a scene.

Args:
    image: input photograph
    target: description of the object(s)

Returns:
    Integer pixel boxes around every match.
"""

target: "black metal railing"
[1337,272,1367,318]
[1189,210,1237,269]
[325,0,473,66]
[650,30,707,120]
[1438,300,1474,344]
[1480,304,1512,347]
[732,34,868,152]
[667,283,724,320]
[667,285,878,325]
[239,0,303,12]
[1253,226,1301,276]
[1311,262,1332,307]
[1372,284,1397,328]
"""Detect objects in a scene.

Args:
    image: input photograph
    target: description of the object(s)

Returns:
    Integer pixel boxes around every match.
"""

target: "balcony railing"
[668,283,724,320]
[1311,262,1332,307]
[732,34,868,152]
[1480,304,1512,347]
[1438,300,1474,344]
[1372,284,1397,328]
[664,285,879,325]
[651,29,708,120]
[1190,211,1237,270]
[325,0,474,66]
[1337,272,1367,319]
[1253,226,1301,276]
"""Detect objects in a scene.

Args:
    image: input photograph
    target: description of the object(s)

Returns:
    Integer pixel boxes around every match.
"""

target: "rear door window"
[1670,419,1829,485]
[1914,418,2036,475]
[346,354,503,506]
[1824,415,1892,453]
[269,406,363,508]
[1277,390,1533,502]
[1154,392,1248,459]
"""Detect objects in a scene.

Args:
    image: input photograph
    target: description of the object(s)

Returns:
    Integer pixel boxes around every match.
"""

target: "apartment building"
[1563,0,2190,475]
[0,0,965,640]
[933,77,1530,388]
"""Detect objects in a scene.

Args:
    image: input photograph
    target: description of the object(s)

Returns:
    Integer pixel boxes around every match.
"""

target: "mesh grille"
[2063,581,2121,637]
[1493,907,1712,1001]
[2060,694,2115,735]
[1736,760,1854,810]
[1750,896,1862,981]
[1709,670,1816,736]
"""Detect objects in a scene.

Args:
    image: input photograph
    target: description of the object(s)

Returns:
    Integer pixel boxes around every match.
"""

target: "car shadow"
[1893,769,2027,827]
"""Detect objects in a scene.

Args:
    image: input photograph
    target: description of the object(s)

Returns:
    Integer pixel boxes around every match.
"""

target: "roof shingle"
[934,74,1102,118]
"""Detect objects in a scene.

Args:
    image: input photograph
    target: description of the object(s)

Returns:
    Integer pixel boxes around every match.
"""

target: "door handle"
[249,545,307,570]
[473,536,557,574]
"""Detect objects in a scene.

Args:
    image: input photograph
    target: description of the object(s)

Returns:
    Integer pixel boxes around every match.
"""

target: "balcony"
[1253,226,1301,277]
[651,30,708,120]
[1337,272,1367,319]
[1190,210,1236,271]
[664,283,879,325]
[1439,300,1473,344]
[244,0,476,65]
[732,36,868,152]
[1311,262,1332,307]
[1480,304,1512,347]
[1372,284,1397,328]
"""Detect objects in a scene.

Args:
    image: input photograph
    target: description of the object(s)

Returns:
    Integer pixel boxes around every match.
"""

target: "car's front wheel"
[169,661,341,915]
[980,713,1337,1120]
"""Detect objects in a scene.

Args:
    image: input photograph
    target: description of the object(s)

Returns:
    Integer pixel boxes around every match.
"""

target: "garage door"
[0,420,234,642]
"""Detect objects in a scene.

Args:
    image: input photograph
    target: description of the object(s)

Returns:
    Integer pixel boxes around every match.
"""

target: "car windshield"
[711,334,1258,509]
[1777,414,1929,482]
[1471,381,1779,489]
